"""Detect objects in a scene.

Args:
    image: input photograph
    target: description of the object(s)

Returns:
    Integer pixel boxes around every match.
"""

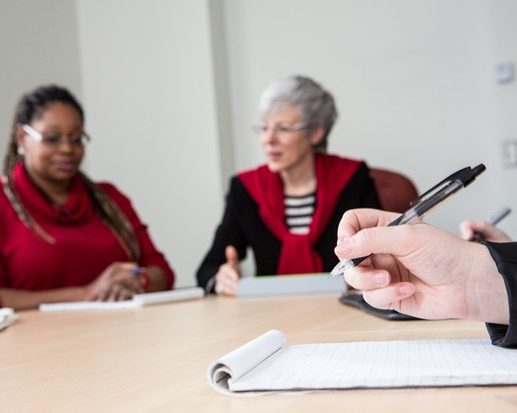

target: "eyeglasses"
[252,123,310,135]
[22,124,91,147]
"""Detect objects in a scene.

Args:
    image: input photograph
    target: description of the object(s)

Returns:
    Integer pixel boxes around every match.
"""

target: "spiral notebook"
[208,329,517,395]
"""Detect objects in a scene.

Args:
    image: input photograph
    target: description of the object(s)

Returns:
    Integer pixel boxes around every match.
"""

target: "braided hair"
[2,85,140,260]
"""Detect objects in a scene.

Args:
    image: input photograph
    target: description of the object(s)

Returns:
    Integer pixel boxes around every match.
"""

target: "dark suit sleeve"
[196,177,248,293]
[484,242,517,347]
[355,162,382,209]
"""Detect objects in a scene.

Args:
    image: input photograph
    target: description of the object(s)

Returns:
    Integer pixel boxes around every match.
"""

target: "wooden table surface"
[1,294,516,412]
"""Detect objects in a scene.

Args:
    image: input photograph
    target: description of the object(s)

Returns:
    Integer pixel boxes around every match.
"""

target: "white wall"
[485,0,517,236]
[223,0,517,235]
[0,0,82,162]
[75,0,226,287]
[0,0,226,288]
[1,0,517,286]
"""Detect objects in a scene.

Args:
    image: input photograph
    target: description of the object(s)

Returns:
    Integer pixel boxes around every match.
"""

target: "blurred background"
[1,0,516,287]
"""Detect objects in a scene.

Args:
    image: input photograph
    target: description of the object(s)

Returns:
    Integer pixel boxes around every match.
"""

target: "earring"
[17,147,24,156]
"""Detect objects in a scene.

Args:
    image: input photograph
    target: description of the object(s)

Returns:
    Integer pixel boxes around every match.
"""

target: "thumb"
[459,220,475,240]
[225,245,239,267]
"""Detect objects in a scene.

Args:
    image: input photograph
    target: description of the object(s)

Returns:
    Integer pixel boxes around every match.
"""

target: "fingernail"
[372,272,387,286]
[335,238,352,256]
[398,283,414,296]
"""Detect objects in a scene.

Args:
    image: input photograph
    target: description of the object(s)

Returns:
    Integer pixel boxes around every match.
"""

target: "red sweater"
[0,163,174,290]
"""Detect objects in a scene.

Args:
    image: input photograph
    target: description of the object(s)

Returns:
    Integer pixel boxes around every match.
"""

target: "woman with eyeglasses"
[0,85,174,310]
[197,75,380,295]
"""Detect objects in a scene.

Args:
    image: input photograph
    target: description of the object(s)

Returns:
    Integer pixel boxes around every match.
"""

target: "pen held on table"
[471,206,511,242]
[131,267,143,276]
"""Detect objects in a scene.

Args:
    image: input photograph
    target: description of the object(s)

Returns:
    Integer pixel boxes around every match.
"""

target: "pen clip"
[409,164,486,207]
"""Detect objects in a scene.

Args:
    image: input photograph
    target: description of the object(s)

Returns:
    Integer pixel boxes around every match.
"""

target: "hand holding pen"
[333,208,508,324]
[331,164,486,276]
[85,263,145,301]
[460,207,512,243]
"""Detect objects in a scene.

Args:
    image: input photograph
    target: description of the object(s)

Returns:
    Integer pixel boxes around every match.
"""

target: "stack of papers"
[0,308,17,331]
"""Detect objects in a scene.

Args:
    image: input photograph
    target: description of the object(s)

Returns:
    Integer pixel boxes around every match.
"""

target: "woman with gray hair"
[197,75,380,295]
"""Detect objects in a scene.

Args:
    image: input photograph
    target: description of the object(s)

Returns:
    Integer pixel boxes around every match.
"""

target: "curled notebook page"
[207,329,285,395]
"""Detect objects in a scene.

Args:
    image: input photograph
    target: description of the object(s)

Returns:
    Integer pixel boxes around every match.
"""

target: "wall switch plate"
[496,62,514,84]
[502,139,517,168]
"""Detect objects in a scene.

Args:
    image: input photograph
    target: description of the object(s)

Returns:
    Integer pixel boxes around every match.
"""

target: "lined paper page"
[229,338,517,392]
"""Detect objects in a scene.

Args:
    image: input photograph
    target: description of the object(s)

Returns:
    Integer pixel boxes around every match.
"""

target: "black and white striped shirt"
[284,192,316,234]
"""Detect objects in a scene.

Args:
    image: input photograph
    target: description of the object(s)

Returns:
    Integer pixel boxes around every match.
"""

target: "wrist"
[81,284,94,301]
[467,244,509,324]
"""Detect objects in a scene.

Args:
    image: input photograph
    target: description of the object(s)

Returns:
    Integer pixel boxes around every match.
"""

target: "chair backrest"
[369,168,418,213]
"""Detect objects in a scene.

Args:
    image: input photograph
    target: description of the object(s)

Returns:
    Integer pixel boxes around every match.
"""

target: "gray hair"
[258,75,338,151]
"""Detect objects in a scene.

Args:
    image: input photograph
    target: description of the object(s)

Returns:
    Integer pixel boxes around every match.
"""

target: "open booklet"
[208,329,517,395]
[236,273,346,297]
[39,287,204,312]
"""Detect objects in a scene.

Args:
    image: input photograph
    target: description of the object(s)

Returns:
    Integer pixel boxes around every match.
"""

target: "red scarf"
[12,162,93,225]
[238,153,360,274]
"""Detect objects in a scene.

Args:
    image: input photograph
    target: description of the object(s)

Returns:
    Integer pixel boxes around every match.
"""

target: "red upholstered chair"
[369,168,418,214]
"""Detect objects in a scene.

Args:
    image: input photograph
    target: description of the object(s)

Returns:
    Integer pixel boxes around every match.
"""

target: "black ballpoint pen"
[330,164,487,277]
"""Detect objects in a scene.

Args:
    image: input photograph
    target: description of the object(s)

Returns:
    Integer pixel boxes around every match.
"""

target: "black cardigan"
[196,162,381,292]
[485,242,517,347]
